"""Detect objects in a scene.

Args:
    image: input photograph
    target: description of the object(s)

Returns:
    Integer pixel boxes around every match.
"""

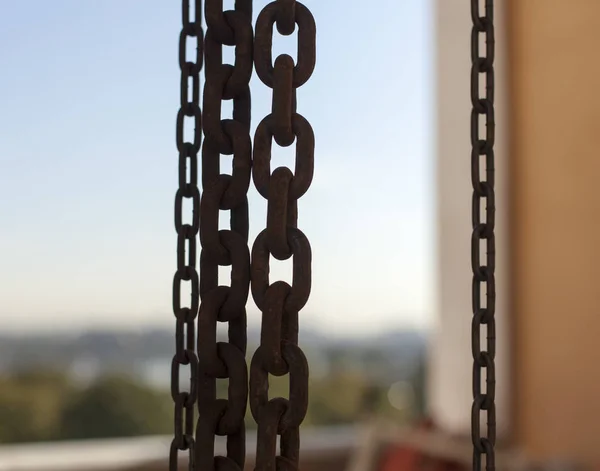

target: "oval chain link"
[471,2,496,471]
[196,0,253,470]
[172,2,203,470]
[251,1,315,469]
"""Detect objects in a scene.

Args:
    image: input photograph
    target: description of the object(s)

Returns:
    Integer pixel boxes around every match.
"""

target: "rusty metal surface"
[470,1,496,471]
[171,1,203,470]
[195,0,254,469]
[173,1,316,469]
[250,1,316,469]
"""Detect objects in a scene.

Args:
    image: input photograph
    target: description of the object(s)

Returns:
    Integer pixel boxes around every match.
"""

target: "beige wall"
[508,0,600,465]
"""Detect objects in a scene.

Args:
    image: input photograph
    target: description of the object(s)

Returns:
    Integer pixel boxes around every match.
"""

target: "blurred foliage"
[0,372,171,443]
[0,370,72,443]
[0,349,426,444]
[61,375,171,439]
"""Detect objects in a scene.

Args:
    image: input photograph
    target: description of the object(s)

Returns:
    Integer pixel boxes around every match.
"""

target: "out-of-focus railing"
[0,426,358,471]
[0,422,550,471]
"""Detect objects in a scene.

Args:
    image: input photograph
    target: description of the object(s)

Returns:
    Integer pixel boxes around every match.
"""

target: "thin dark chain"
[196,0,253,469]
[471,1,496,471]
[171,1,203,470]
[251,1,315,469]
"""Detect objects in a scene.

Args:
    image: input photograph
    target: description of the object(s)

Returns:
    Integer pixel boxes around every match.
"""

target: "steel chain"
[172,1,203,470]
[251,1,315,469]
[196,0,253,469]
[470,2,496,471]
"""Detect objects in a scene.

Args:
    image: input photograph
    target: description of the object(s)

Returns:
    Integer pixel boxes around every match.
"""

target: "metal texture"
[470,1,496,471]
[196,0,254,469]
[251,1,315,469]
[172,1,203,470]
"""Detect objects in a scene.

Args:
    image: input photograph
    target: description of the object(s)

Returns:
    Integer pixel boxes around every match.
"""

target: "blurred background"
[0,0,599,470]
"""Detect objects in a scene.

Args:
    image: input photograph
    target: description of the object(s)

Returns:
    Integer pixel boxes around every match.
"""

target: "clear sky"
[0,0,434,336]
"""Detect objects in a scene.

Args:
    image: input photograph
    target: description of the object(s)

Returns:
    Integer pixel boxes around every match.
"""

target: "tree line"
[0,353,426,444]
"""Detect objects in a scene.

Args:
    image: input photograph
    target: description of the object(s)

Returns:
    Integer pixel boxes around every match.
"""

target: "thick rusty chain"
[250,1,316,469]
[470,1,496,471]
[196,0,253,469]
[171,1,203,470]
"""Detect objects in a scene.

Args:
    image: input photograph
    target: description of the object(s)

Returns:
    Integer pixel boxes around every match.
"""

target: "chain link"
[251,1,315,469]
[172,2,203,470]
[471,2,496,471]
[196,0,253,469]
[172,3,496,469]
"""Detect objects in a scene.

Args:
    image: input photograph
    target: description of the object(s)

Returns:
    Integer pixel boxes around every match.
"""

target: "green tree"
[60,374,171,440]
[0,370,72,443]
[306,372,370,426]
[411,353,427,420]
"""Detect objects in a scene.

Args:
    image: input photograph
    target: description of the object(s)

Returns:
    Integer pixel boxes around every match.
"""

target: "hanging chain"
[196,0,253,469]
[171,1,203,470]
[251,1,315,469]
[471,1,496,471]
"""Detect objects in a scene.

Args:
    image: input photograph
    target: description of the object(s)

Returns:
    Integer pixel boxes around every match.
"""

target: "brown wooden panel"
[508,0,600,465]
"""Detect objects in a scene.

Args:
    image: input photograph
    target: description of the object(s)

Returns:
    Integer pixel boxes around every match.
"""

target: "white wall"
[428,0,510,438]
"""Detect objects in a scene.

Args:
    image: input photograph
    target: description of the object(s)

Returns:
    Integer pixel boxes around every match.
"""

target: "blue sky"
[0,0,434,335]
